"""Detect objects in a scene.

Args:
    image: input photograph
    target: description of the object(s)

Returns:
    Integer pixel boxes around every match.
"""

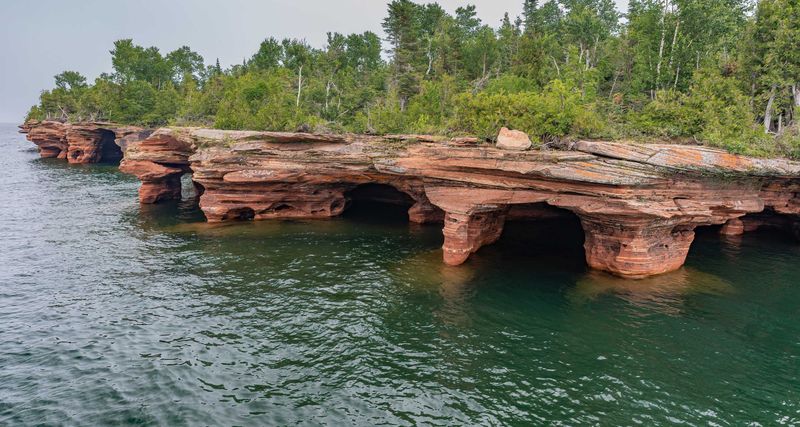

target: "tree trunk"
[765,84,776,134]
[426,38,433,76]
[551,56,561,78]
[667,18,680,72]
[325,80,331,111]
[655,0,669,92]
[295,65,304,108]
[673,65,680,90]
[609,72,619,99]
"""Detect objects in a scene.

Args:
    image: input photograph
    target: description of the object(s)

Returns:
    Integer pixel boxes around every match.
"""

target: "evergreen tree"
[23,0,800,159]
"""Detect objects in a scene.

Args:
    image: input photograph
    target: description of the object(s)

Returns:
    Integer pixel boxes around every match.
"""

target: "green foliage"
[368,91,407,134]
[629,90,700,138]
[628,64,770,155]
[115,80,157,124]
[450,79,602,141]
[688,66,768,156]
[484,75,538,94]
[777,124,800,159]
[54,71,87,91]
[404,76,460,133]
[24,0,800,159]
[214,71,300,130]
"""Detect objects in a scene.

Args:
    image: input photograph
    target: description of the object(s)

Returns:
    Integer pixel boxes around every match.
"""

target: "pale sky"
[0,0,628,122]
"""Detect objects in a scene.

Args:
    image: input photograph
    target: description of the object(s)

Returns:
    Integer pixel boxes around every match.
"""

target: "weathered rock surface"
[23,121,800,278]
[496,127,532,151]
[19,120,69,159]
[720,218,745,236]
[119,128,196,203]
[20,120,151,164]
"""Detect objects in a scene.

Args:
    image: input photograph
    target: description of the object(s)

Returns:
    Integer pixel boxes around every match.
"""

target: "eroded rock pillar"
[408,200,445,224]
[579,217,696,279]
[720,218,745,236]
[139,175,183,203]
[442,209,507,265]
[119,160,185,204]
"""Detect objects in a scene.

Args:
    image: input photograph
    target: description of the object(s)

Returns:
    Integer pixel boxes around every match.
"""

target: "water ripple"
[0,124,799,425]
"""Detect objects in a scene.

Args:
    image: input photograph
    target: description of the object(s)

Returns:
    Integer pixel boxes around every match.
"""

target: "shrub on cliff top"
[777,124,800,160]
[449,79,604,142]
[213,71,303,131]
[626,65,771,157]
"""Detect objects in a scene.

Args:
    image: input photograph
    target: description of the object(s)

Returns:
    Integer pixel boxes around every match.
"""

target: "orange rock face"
[118,129,196,203]
[20,120,151,164]
[19,121,69,159]
[442,210,507,265]
[128,128,800,278]
[720,218,745,236]
[24,122,800,278]
[581,218,696,279]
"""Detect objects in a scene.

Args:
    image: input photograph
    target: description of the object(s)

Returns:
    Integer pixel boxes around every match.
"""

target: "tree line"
[26,0,800,158]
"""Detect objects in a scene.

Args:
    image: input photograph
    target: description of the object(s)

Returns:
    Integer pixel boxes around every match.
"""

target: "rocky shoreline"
[20,120,800,279]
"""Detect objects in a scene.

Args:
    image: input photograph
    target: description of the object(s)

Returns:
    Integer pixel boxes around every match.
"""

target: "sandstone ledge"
[22,121,800,278]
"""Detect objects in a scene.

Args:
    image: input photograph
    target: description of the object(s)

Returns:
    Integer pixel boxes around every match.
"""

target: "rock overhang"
[22,121,800,278]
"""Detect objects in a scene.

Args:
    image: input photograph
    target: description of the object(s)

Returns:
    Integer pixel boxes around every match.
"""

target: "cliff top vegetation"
[25,0,800,159]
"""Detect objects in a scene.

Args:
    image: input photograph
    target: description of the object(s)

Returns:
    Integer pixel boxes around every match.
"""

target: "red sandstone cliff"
[22,121,800,278]
[115,127,800,278]
[20,120,151,164]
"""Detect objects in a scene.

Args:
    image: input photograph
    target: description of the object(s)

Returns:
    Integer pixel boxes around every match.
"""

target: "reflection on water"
[394,250,479,327]
[569,268,733,315]
[2,124,800,426]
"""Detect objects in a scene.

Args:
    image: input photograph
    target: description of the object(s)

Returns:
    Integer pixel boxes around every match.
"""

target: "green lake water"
[1,123,798,425]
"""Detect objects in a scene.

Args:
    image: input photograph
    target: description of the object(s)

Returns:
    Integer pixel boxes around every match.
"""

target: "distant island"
[24,0,800,160]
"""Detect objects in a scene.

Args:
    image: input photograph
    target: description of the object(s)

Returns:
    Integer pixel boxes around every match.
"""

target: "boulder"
[496,127,532,151]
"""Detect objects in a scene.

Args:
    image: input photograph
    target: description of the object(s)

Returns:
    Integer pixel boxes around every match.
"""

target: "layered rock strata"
[119,128,197,203]
[23,122,800,278]
[20,120,151,164]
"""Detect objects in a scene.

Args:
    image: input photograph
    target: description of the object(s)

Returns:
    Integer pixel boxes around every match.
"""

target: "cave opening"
[715,208,800,242]
[342,183,416,223]
[491,203,587,269]
[98,130,123,164]
[222,207,256,221]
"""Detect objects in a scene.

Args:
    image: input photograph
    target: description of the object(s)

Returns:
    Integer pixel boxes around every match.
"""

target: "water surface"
[1,123,798,425]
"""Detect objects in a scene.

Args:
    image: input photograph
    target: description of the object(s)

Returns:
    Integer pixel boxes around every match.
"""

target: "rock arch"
[66,126,121,164]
